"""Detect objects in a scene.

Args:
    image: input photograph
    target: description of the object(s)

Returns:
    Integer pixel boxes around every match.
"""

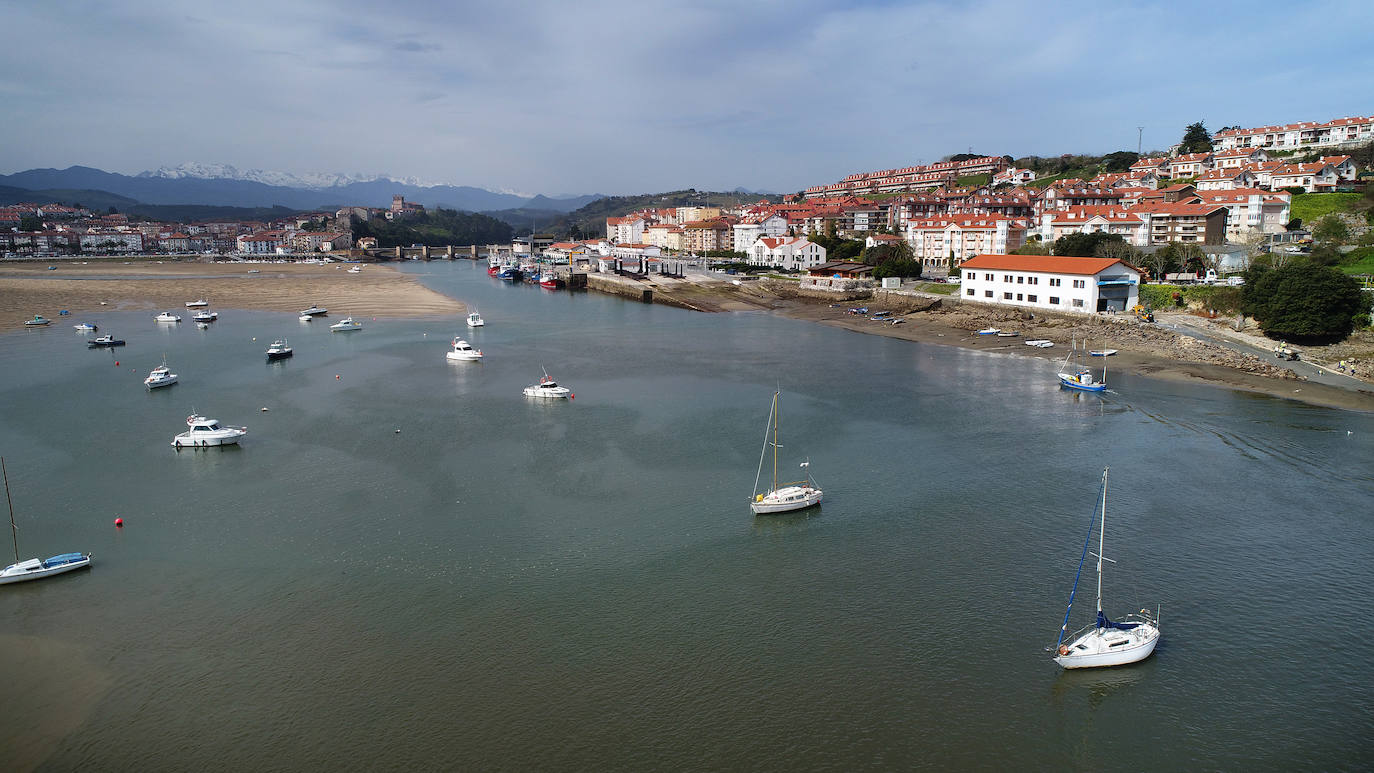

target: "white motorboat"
[23,315,50,327]
[172,414,247,448]
[192,310,218,322]
[1024,339,1054,348]
[1051,467,1161,669]
[1,457,92,586]
[87,335,125,347]
[976,327,1001,335]
[446,338,483,361]
[144,358,178,389]
[73,322,98,332]
[155,312,181,323]
[750,390,823,515]
[347,265,362,273]
[330,317,362,332]
[300,305,328,317]
[185,299,209,308]
[523,369,571,399]
[1089,349,1118,357]
[466,310,485,328]
[265,339,293,360]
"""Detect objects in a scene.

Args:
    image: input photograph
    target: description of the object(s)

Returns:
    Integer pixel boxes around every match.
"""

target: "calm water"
[2,261,1372,771]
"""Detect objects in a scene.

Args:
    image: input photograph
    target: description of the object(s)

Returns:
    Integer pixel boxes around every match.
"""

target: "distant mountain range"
[0,165,603,214]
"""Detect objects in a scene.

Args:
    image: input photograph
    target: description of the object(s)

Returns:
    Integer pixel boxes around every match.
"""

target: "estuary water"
[1,261,1372,771]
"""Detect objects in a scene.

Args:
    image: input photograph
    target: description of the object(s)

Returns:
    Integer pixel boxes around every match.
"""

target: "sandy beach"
[0,260,464,320]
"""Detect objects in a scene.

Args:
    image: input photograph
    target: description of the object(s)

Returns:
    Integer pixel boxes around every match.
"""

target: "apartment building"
[1212,115,1374,151]
[1129,202,1228,244]
[1268,162,1340,192]
[746,236,827,271]
[903,215,1030,273]
[1039,207,1148,246]
[1194,168,1258,191]
[1196,189,1291,238]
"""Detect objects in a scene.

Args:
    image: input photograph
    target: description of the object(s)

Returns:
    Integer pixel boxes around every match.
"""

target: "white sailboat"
[1051,467,1160,669]
[1,457,92,585]
[750,390,822,515]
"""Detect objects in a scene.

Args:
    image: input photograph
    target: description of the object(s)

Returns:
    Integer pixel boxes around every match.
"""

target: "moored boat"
[1058,339,1107,393]
[23,315,51,327]
[185,299,209,308]
[192,311,218,322]
[466,310,485,327]
[523,369,571,399]
[87,335,125,347]
[144,358,178,389]
[330,317,362,332]
[300,305,328,317]
[1,457,92,586]
[73,322,98,332]
[750,389,823,515]
[154,312,181,323]
[1051,467,1161,669]
[172,415,247,448]
[446,338,483,361]
[265,339,293,360]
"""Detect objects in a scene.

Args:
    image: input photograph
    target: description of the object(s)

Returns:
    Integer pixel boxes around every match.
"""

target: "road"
[1157,312,1367,388]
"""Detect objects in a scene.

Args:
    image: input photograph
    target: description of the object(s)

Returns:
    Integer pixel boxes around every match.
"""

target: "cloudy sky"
[3,0,1372,196]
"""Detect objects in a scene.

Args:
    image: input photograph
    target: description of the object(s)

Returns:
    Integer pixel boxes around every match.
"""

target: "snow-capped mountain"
[137,163,435,190]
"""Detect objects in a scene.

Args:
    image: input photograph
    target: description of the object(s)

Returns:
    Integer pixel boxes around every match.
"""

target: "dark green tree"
[19,215,44,231]
[872,258,922,279]
[1242,263,1366,341]
[1053,232,1124,257]
[1103,151,1140,172]
[1179,121,1213,154]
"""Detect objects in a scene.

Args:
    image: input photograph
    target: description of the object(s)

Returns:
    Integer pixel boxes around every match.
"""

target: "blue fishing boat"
[1057,338,1107,393]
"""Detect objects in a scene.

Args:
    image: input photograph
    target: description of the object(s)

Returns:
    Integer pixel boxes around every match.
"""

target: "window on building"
[1029,277,1038,285]
[1016,293,1023,301]
[1049,296,1059,304]
[1017,276,1024,284]
[1049,278,1061,287]
[1003,292,1013,300]
[1072,298,1084,307]
[966,288,974,296]
[1073,279,1086,288]
[1028,295,1037,302]
[1004,275,1013,282]
[985,290,993,298]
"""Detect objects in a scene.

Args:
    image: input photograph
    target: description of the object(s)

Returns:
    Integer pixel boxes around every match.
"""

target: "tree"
[1242,263,1366,341]
[1144,245,1179,281]
[1053,231,1123,257]
[1179,121,1213,154]
[1174,242,1206,272]
[872,258,922,279]
[19,215,44,232]
[1312,215,1350,245]
[1103,151,1140,172]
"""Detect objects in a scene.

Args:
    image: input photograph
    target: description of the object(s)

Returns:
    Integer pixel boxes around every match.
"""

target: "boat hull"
[172,431,244,448]
[266,351,293,360]
[750,486,823,514]
[1058,374,1107,392]
[0,554,92,584]
[145,376,178,389]
[523,387,570,398]
[1054,624,1160,669]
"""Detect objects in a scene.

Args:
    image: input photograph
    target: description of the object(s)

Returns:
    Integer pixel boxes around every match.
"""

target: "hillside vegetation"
[553,190,781,239]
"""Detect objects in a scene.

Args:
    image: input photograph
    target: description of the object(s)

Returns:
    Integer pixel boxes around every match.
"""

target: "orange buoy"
[114,517,124,527]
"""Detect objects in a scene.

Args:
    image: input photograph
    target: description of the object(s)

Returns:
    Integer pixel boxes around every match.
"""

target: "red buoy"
[335,374,341,380]
[114,361,119,366]
[114,517,124,527]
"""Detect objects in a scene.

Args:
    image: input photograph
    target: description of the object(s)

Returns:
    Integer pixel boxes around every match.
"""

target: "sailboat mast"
[3,457,18,564]
[1096,467,1108,615]
[771,391,780,492]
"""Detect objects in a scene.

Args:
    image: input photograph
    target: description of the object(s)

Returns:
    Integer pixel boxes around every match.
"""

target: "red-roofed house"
[1167,153,1213,179]
[1319,155,1360,182]
[1039,207,1148,246]
[1268,162,1339,192]
[959,255,1141,313]
[746,236,826,271]
[1195,167,1258,191]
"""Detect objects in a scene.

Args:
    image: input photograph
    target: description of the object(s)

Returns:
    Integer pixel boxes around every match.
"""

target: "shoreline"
[6,259,1372,412]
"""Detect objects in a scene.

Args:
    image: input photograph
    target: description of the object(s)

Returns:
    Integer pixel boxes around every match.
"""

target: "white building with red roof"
[1167,152,1213,179]
[746,236,826,271]
[1039,207,1148,246]
[1213,115,1374,151]
[903,215,1031,273]
[1268,162,1340,192]
[1319,155,1360,182]
[959,254,1142,313]
[1195,167,1258,191]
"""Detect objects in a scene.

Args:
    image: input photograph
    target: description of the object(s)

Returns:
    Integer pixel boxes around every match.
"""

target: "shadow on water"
[750,505,823,535]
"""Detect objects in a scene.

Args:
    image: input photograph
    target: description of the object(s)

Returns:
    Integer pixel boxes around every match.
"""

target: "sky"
[3,0,1373,197]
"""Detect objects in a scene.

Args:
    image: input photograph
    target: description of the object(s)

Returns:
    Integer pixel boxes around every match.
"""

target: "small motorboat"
[996,331,1020,337]
[347,265,362,273]
[155,312,181,323]
[330,317,362,332]
[300,305,328,317]
[247,269,261,274]
[1089,349,1118,357]
[1,552,93,585]
[467,310,484,328]
[87,335,125,347]
[23,315,51,327]
[1024,339,1054,348]
[172,415,247,448]
[523,369,571,399]
[73,322,98,332]
[185,299,209,308]
[976,327,1001,335]
[265,339,293,360]
[144,359,178,389]
[446,338,483,361]
[192,311,218,322]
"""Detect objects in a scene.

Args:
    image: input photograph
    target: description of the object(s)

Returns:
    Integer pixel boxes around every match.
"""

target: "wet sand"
[0,260,464,320]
